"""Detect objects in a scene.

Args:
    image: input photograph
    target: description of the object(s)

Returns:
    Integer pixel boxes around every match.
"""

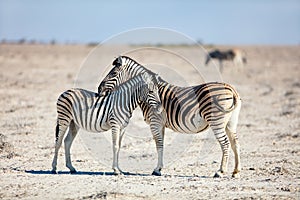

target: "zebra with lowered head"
[51,72,162,175]
[98,56,242,178]
[205,49,247,72]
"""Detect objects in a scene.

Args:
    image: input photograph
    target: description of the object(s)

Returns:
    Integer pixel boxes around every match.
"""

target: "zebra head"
[98,56,149,96]
[98,65,122,96]
[140,72,163,114]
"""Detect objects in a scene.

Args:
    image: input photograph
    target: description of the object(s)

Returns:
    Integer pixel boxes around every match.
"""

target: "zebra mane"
[110,72,151,92]
[98,56,166,96]
[115,56,162,84]
[115,56,149,72]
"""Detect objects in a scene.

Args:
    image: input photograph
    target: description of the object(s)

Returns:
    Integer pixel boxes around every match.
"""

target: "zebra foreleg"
[119,129,125,149]
[52,123,69,174]
[64,120,79,174]
[150,123,165,176]
[211,127,230,178]
[118,129,125,171]
[111,125,123,175]
[219,59,224,73]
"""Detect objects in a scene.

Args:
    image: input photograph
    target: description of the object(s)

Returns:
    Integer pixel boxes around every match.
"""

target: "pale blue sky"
[0,0,299,44]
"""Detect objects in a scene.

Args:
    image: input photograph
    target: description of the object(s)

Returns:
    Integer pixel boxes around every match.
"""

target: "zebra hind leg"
[219,60,224,73]
[226,127,241,178]
[211,126,230,178]
[64,120,79,174]
[226,102,241,178]
[51,122,69,174]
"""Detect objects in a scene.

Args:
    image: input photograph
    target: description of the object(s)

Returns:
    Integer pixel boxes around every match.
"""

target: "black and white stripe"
[51,72,162,175]
[98,56,242,177]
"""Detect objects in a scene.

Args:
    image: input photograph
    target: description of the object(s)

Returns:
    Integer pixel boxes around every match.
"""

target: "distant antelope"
[205,49,247,72]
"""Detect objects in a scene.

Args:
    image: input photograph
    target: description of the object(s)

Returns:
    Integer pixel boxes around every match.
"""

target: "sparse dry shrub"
[0,133,15,159]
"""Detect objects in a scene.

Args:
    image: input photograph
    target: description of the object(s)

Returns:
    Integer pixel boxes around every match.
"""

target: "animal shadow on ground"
[25,170,149,176]
[24,170,209,178]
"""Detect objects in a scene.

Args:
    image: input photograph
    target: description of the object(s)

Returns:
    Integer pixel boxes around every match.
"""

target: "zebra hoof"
[51,170,57,174]
[70,169,77,174]
[113,172,124,176]
[113,169,124,176]
[152,170,161,176]
[113,172,119,176]
[213,171,223,178]
[232,172,240,178]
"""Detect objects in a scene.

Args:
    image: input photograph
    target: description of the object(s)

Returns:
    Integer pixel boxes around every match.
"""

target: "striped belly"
[71,93,111,133]
[159,85,212,134]
[165,107,209,134]
[72,105,111,132]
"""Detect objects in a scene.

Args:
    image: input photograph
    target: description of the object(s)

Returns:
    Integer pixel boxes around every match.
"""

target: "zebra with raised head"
[98,56,242,178]
[51,72,162,175]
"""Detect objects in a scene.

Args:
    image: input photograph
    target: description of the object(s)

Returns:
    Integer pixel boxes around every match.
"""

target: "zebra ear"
[154,73,159,81]
[112,56,122,67]
[117,56,122,64]
[154,73,161,84]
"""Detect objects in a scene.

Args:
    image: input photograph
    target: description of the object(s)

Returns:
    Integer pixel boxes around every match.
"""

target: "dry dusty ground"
[0,44,299,199]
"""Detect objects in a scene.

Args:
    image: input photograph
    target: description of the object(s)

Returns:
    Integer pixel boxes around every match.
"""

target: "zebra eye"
[149,91,154,94]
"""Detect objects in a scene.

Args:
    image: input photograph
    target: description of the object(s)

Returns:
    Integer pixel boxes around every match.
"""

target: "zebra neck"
[119,83,142,114]
[158,78,173,90]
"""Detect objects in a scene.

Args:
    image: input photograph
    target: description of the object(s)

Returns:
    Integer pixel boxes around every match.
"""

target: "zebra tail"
[213,89,239,113]
[55,124,59,142]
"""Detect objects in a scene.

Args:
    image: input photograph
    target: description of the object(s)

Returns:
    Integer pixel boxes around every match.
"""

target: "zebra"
[51,72,162,175]
[97,56,242,178]
[205,49,247,72]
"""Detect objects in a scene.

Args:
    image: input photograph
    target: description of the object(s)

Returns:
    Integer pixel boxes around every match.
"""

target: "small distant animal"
[205,49,247,72]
